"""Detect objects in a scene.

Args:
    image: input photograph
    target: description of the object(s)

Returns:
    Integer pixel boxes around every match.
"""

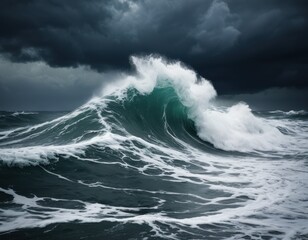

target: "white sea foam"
[194,103,287,152]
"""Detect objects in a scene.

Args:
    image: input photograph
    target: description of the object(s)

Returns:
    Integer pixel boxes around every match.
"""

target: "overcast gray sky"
[0,0,307,110]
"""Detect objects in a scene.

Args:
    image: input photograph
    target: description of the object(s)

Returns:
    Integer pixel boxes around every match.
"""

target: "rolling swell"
[0,86,221,167]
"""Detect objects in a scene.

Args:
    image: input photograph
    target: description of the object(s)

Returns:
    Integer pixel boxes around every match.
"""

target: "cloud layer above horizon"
[0,0,307,109]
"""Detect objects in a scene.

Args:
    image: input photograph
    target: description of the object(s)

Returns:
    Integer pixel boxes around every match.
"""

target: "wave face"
[0,56,308,239]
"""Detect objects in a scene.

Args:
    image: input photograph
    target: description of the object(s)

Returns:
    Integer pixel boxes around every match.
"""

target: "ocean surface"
[0,56,307,239]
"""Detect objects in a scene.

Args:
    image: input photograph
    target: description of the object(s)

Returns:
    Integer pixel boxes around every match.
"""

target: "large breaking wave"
[0,55,295,166]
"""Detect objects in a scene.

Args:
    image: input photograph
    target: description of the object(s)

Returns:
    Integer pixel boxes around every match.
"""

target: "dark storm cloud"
[0,0,308,110]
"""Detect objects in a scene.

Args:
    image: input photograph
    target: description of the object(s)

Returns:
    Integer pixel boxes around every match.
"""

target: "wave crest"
[103,55,287,152]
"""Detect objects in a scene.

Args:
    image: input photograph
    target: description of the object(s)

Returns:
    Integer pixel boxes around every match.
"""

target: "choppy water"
[0,56,307,239]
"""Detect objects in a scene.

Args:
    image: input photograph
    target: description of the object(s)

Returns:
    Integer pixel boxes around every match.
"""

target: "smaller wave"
[11,111,38,117]
[0,111,38,118]
[269,110,308,116]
